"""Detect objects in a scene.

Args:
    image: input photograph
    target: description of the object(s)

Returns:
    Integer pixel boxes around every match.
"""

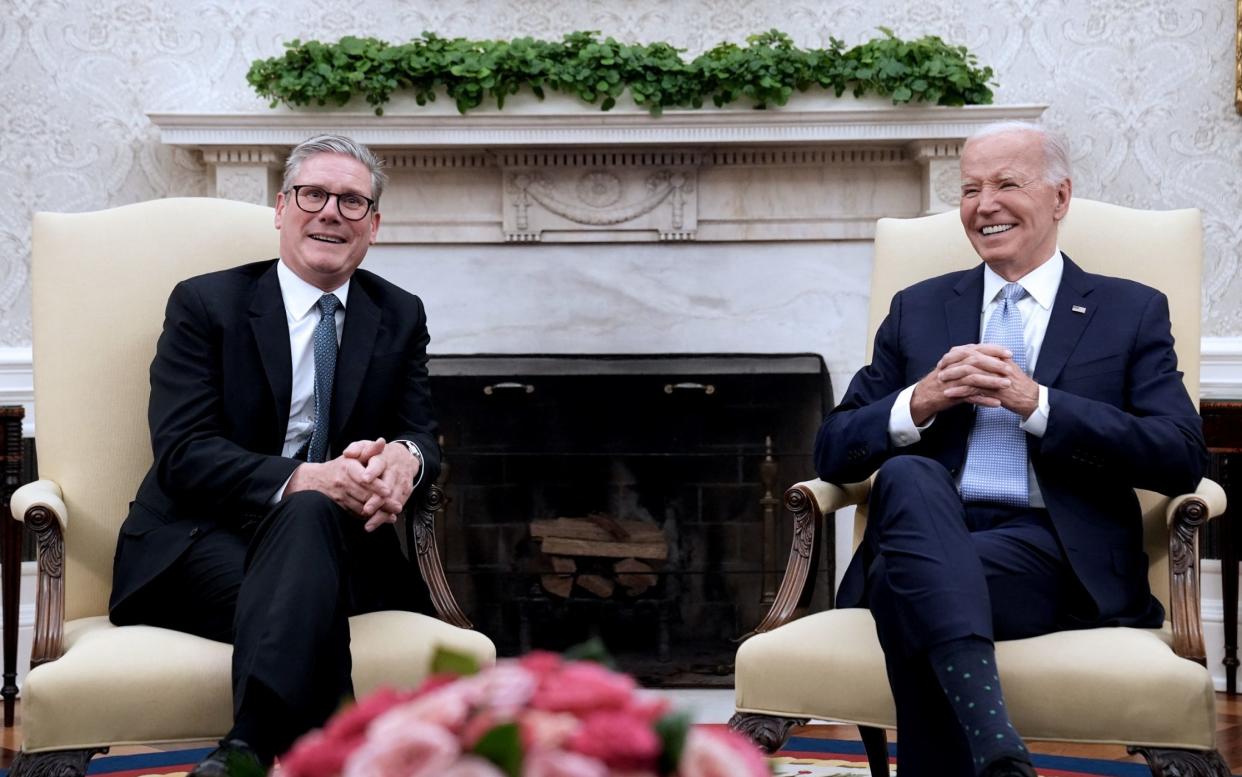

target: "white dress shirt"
[272,261,350,501]
[888,249,1064,506]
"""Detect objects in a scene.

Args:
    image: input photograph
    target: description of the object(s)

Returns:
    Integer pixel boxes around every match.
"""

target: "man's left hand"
[342,438,421,532]
[966,354,1041,419]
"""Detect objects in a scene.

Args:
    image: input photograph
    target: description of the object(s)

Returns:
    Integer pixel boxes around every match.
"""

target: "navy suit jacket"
[109,259,441,618]
[818,254,1206,626]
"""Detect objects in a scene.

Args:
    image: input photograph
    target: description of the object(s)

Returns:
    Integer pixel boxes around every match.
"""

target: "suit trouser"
[121,491,418,753]
[847,456,1082,776]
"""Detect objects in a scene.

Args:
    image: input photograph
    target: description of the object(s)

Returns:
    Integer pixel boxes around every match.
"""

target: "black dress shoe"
[981,755,1038,777]
[188,739,266,777]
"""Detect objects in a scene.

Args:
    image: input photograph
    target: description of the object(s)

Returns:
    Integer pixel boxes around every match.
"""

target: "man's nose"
[977,186,999,211]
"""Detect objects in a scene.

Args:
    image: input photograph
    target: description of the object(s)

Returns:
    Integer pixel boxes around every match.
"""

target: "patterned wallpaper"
[2,0,1240,345]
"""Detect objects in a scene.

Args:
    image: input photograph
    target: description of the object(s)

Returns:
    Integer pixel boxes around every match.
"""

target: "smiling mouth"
[309,234,346,244]
[981,224,1015,236]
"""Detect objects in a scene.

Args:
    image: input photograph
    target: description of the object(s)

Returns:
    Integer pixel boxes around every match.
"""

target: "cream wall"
[1,0,1240,346]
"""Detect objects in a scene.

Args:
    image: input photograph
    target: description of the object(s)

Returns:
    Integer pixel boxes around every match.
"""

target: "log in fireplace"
[426,354,833,686]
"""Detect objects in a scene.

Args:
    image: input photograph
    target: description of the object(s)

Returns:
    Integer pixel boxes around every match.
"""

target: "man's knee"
[874,456,953,500]
[261,491,348,546]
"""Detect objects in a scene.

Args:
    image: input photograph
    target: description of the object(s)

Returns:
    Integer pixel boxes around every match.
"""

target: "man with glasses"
[108,135,440,775]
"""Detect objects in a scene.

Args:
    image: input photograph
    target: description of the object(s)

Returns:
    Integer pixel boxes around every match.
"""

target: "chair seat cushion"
[734,607,1216,749]
[23,612,496,752]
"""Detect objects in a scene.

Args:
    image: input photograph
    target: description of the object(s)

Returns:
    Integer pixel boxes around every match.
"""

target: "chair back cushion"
[868,199,1203,610]
[31,198,278,620]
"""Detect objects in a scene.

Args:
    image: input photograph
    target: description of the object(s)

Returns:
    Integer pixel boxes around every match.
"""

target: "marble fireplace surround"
[149,99,1046,398]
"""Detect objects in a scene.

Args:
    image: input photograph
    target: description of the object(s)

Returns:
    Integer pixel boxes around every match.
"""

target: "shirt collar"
[276,259,350,321]
[980,248,1063,312]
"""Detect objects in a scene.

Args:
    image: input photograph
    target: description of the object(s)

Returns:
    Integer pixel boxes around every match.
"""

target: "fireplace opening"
[427,354,833,686]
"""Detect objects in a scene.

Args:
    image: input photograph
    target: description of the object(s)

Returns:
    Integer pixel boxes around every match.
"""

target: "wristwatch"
[394,439,424,484]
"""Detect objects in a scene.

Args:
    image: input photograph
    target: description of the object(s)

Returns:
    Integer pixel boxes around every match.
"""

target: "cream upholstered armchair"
[10,198,496,776]
[730,200,1230,776]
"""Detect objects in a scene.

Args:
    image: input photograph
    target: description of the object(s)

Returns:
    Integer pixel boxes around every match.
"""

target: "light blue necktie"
[306,293,341,464]
[959,282,1029,506]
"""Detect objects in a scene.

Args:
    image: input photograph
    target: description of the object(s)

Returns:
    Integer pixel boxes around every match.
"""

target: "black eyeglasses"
[287,185,376,221]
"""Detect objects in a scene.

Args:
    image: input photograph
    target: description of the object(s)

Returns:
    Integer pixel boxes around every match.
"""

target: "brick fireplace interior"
[426,354,834,686]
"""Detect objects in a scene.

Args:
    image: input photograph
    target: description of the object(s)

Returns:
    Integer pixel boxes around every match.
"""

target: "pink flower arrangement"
[281,650,770,777]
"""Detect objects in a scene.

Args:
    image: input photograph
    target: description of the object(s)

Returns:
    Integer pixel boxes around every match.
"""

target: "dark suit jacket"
[819,254,1206,626]
[109,259,441,618]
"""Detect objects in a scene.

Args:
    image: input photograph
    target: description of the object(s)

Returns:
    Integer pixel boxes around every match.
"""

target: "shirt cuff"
[272,470,296,505]
[1019,384,1050,437]
[394,439,426,489]
[889,384,932,447]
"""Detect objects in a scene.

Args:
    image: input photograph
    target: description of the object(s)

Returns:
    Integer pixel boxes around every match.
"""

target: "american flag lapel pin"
[1071,304,1087,314]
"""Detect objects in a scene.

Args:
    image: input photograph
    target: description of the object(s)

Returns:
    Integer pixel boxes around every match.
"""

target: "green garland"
[247,29,995,116]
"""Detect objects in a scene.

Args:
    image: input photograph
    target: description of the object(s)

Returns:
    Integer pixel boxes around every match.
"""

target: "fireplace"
[427,354,832,685]
[151,99,1045,681]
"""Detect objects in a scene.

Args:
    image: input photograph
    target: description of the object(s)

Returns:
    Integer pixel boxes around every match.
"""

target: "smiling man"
[814,122,1205,777]
[107,135,441,776]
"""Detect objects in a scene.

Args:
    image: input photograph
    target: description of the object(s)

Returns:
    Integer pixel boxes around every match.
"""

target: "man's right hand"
[910,343,1014,424]
[285,442,399,524]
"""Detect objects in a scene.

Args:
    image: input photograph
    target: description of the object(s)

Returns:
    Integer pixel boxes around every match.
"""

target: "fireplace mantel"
[150,101,1045,243]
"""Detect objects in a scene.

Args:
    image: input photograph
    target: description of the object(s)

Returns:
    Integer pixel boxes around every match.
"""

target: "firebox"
[426,354,833,686]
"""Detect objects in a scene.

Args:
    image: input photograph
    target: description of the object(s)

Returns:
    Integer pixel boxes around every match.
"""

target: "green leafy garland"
[247,29,994,116]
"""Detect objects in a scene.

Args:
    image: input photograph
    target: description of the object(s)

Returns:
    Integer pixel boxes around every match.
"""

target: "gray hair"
[282,134,388,205]
[966,121,1072,186]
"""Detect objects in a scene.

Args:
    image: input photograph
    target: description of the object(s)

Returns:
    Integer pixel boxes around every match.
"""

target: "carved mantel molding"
[149,101,1045,243]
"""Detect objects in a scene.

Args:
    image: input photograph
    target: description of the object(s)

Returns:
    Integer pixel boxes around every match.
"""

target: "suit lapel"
[945,265,984,347]
[1033,254,1097,386]
[331,277,380,443]
[248,263,293,446]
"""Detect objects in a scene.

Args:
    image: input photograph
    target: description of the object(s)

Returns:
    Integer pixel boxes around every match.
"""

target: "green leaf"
[430,646,482,677]
[655,711,692,774]
[563,636,616,667]
[472,723,523,777]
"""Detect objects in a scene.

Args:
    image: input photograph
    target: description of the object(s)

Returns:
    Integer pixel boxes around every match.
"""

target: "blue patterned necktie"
[959,282,1029,506]
[306,293,341,464]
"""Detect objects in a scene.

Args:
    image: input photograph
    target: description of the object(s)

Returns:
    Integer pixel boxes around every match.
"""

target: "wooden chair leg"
[1127,746,1231,776]
[8,747,107,777]
[727,711,808,753]
[858,725,889,777]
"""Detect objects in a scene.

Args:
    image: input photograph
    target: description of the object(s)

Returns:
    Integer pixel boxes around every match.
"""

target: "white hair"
[966,121,1072,185]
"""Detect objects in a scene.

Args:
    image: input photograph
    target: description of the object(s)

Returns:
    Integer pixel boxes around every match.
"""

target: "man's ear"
[369,211,381,244]
[1053,179,1072,222]
[274,191,286,229]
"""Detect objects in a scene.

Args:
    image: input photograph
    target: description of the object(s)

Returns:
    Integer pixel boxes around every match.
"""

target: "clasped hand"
[910,343,1040,425]
[285,438,421,532]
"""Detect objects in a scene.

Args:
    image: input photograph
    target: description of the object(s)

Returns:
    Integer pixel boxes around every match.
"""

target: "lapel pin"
[1071,305,1087,314]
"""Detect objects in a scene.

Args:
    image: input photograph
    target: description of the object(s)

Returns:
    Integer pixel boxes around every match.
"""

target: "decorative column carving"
[500,151,699,242]
[202,147,285,205]
[907,140,963,215]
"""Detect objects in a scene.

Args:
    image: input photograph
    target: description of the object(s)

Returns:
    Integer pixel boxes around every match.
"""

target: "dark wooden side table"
[0,406,24,725]
[1203,399,1242,694]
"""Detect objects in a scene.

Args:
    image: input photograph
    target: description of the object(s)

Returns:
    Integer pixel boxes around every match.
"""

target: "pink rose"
[280,729,360,777]
[368,680,480,736]
[523,749,609,777]
[342,719,460,777]
[518,710,581,750]
[532,662,636,714]
[622,693,672,724]
[678,727,769,777]
[324,687,419,741]
[566,710,661,770]
[518,651,563,678]
[439,755,510,777]
[474,663,538,714]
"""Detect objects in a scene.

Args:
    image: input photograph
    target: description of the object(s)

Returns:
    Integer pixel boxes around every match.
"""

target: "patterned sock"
[926,636,1030,775]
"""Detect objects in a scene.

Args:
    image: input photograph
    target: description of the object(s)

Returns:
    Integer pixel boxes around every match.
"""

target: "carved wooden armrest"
[746,477,872,637]
[407,483,473,629]
[11,480,68,667]
[1167,477,1227,663]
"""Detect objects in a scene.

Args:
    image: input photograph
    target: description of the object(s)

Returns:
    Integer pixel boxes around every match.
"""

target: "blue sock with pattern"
[927,636,1030,775]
